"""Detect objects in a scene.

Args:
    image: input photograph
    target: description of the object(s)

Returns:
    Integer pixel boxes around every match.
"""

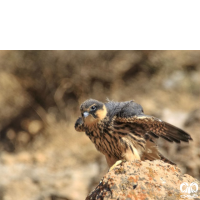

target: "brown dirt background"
[0,50,199,200]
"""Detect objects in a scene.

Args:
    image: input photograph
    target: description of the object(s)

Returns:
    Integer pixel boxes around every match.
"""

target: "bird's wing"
[114,115,192,143]
[75,117,85,132]
[141,139,176,165]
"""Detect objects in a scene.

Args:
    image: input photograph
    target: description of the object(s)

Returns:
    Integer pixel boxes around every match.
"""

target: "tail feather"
[141,139,176,165]
[159,152,176,165]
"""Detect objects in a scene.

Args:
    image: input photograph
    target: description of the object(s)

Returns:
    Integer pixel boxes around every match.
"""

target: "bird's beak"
[83,111,90,118]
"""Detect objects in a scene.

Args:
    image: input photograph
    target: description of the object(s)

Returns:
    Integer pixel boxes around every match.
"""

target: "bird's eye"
[90,105,96,111]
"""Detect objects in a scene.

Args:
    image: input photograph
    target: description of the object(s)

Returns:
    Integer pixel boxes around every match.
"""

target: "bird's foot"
[109,160,124,171]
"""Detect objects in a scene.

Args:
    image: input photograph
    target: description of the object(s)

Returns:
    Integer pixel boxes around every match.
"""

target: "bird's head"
[80,99,107,126]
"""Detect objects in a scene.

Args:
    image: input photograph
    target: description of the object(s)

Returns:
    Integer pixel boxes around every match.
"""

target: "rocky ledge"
[86,160,200,200]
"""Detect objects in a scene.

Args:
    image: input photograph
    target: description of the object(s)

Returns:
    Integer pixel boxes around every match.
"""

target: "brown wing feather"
[115,115,192,143]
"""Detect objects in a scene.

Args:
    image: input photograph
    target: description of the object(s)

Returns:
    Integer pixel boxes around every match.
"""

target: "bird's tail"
[141,139,176,165]
[159,152,176,165]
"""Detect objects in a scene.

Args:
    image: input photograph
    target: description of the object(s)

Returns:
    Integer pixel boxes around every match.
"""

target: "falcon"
[75,99,192,168]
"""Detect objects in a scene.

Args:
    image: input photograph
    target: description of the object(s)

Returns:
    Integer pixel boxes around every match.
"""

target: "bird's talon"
[109,160,123,171]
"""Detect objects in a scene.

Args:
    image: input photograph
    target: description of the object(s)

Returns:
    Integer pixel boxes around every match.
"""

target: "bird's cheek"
[96,106,107,120]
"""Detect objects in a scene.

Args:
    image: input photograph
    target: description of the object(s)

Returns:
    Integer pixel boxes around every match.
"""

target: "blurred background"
[0,50,199,200]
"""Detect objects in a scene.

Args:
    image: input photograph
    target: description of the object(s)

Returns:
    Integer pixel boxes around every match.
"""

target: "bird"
[75,99,192,169]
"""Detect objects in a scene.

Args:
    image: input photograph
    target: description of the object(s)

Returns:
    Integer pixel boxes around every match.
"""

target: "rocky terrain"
[86,160,200,200]
[0,51,199,200]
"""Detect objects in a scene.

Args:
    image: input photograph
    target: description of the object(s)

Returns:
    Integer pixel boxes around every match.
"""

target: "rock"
[86,160,200,200]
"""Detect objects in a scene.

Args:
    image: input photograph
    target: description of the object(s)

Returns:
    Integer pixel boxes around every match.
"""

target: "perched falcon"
[75,99,192,168]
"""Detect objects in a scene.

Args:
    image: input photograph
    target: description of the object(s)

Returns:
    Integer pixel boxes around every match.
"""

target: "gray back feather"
[105,100,144,119]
